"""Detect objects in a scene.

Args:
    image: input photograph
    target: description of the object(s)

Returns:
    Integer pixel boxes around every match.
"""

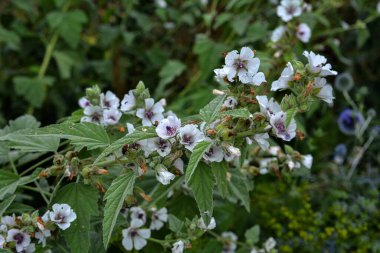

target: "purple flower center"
[182,134,193,144]
[166,126,176,136]
[286,5,296,15]
[104,100,111,108]
[275,121,286,133]
[145,110,154,119]
[130,229,138,237]
[55,213,65,223]
[13,233,24,244]
[138,213,144,219]
[235,60,245,69]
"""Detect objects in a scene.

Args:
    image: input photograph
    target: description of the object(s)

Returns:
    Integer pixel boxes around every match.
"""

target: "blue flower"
[338,109,364,135]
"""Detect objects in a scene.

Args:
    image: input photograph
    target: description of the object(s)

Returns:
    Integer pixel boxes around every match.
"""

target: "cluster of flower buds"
[0,204,76,252]
[272,0,313,44]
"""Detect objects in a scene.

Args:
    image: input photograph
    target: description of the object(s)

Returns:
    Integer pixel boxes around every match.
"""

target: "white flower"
[224,146,241,162]
[302,154,313,169]
[250,248,265,253]
[122,223,151,251]
[223,47,266,85]
[203,145,224,162]
[49,203,77,230]
[155,0,167,8]
[0,235,5,249]
[197,217,216,230]
[103,108,122,126]
[256,95,281,118]
[156,166,175,185]
[314,77,334,104]
[277,0,302,22]
[148,138,172,157]
[271,26,286,42]
[179,124,204,151]
[100,91,119,109]
[130,207,147,227]
[150,207,168,230]
[270,111,297,141]
[224,96,238,108]
[35,212,51,247]
[264,237,276,251]
[172,240,185,253]
[221,232,238,253]
[120,90,136,112]
[156,116,181,139]
[126,124,154,157]
[296,23,311,43]
[78,97,91,108]
[173,158,184,174]
[214,67,229,85]
[253,133,270,150]
[81,105,103,124]
[6,229,31,252]
[271,62,294,91]
[259,158,277,174]
[1,215,16,228]
[303,51,337,76]
[136,98,165,126]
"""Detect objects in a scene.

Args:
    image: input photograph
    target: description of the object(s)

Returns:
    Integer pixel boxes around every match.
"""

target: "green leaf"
[47,10,87,48]
[156,60,186,97]
[228,169,251,212]
[0,171,19,200]
[0,25,21,50]
[54,183,99,253]
[285,108,297,128]
[0,194,16,216]
[103,170,136,249]
[245,225,260,245]
[231,14,251,36]
[211,161,230,198]
[221,108,251,119]
[188,162,214,226]
[199,94,227,126]
[5,134,60,152]
[53,50,75,79]
[42,122,110,150]
[94,127,157,164]
[168,214,184,233]
[19,167,44,185]
[185,141,212,184]
[13,76,55,108]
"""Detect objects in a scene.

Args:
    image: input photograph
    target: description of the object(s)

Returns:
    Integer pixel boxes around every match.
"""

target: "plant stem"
[93,157,130,167]
[8,154,18,175]
[38,33,59,78]
[19,185,52,197]
[342,90,358,111]
[34,181,50,205]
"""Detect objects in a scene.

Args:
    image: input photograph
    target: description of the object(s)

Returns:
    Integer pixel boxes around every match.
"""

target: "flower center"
[166,126,176,135]
[130,229,138,237]
[157,139,168,149]
[145,111,154,119]
[13,233,24,244]
[235,60,245,70]
[183,134,193,144]
[286,5,296,15]
[275,121,286,133]
[138,213,144,219]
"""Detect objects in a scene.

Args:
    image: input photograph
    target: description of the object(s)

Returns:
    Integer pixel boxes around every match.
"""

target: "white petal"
[122,236,133,250]
[225,50,239,66]
[240,47,254,61]
[133,236,147,250]
[250,72,266,86]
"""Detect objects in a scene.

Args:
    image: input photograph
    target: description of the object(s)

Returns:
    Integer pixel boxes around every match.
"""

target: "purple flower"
[338,109,364,135]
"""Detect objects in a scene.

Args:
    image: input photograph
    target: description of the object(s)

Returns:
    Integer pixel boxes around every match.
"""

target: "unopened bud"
[212,89,225,95]
[160,98,167,106]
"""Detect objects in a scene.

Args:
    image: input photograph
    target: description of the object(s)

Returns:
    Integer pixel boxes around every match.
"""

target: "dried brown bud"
[292,73,302,81]
[207,129,217,136]
[296,130,305,141]
[96,169,109,175]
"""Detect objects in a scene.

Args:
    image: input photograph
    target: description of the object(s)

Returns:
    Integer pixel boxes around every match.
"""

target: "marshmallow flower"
[0,235,4,249]
[149,138,172,157]
[277,0,302,22]
[197,217,216,230]
[150,207,168,230]
[122,224,151,251]
[130,207,147,227]
[271,62,294,91]
[103,108,122,126]
[270,111,297,141]
[223,96,238,109]
[81,105,103,124]
[223,47,266,85]
[156,166,176,185]
[314,77,334,104]
[78,97,91,108]
[214,67,229,85]
[179,124,204,151]
[224,146,241,162]
[49,203,77,230]
[156,116,181,139]
[136,98,164,126]
[264,237,277,252]
[203,145,224,162]
[296,23,311,43]
[303,51,337,76]
[256,95,281,119]
[6,229,31,252]
[100,91,120,109]
[221,232,238,253]
[172,240,185,253]
[271,26,286,42]
[120,90,136,112]
[250,133,270,150]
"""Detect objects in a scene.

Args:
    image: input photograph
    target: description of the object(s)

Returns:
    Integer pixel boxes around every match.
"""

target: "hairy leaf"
[103,170,136,248]
[0,171,19,200]
[185,141,212,184]
[228,169,252,212]
[199,94,227,125]
[211,161,230,198]
[54,183,99,253]
[221,108,251,119]
[0,194,16,216]
[188,162,214,226]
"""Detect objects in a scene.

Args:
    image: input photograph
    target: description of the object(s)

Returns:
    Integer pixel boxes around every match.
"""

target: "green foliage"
[103,170,136,249]
[185,141,212,184]
[0,194,16,216]
[211,161,230,198]
[199,94,227,126]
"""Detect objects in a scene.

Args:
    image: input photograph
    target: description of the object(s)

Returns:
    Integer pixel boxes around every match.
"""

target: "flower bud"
[212,89,225,95]
[334,72,353,92]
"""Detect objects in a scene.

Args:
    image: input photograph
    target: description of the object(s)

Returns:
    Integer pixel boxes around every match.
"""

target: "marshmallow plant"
[0,44,336,253]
